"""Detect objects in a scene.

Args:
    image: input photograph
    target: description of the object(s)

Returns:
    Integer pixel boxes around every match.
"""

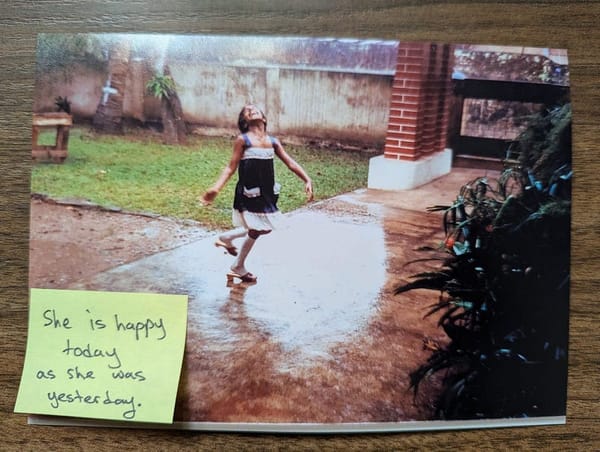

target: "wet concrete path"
[69,168,495,424]
[78,206,388,363]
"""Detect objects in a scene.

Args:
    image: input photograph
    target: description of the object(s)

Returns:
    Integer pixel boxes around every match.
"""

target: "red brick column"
[385,42,454,161]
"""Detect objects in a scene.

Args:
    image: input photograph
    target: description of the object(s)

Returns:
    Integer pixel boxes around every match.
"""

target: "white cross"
[101,77,118,105]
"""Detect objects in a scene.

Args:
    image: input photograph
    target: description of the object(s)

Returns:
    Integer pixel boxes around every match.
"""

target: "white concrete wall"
[367,149,453,190]
[35,63,393,146]
[276,68,392,143]
[34,63,105,118]
[173,64,268,128]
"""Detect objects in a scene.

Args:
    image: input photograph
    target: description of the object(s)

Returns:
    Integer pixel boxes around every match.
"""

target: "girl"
[202,104,313,283]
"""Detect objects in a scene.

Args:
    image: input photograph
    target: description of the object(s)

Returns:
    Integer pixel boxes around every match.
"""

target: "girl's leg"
[215,228,247,256]
[229,229,270,280]
[229,234,256,277]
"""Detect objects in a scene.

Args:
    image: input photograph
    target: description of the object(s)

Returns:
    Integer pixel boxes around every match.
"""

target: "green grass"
[31,128,371,229]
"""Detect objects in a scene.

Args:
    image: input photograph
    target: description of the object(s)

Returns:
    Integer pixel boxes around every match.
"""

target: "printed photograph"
[29,33,571,430]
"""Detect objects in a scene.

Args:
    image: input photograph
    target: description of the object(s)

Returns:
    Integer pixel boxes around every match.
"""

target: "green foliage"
[516,103,572,185]
[397,103,572,420]
[31,128,370,230]
[146,74,176,99]
[36,34,106,78]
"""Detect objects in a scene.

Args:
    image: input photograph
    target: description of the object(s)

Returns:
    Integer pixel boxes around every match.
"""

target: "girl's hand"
[305,180,314,202]
[201,189,218,205]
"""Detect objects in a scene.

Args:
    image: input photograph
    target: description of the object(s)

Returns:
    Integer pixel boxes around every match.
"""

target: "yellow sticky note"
[15,288,188,424]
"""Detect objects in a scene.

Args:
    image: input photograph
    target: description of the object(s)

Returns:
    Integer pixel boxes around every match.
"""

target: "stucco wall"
[276,68,392,143]
[34,64,105,118]
[173,64,269,128]
[35,62,393,147]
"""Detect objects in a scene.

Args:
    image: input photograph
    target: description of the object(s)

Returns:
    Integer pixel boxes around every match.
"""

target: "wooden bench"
[32,112,73,162]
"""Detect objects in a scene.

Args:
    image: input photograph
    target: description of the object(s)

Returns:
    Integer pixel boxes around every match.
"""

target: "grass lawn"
[32,128,372,229]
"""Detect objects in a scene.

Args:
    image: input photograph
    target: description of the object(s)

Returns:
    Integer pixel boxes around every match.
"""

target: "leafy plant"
[146,74,176,99]
[397,103,571,419]
[146,71,187,145]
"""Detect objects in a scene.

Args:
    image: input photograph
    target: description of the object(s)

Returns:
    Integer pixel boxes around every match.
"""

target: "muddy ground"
[29,198,212,289]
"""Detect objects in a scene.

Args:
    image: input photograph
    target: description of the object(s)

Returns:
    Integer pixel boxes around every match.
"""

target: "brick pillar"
[368,42,455,190]
[385,42,454,161]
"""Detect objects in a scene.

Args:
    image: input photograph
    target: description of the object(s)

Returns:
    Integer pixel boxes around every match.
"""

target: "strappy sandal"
[215,239,238,256]
[226,271,257,283]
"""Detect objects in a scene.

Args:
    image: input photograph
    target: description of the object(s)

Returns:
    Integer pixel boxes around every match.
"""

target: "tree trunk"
[161,65,187,145]
[93,38,131,134]
[167,92,188,144]
[161,97,178,145]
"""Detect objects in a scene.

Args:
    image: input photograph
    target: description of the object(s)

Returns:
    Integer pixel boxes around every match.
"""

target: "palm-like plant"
[146,74,176,99]
[397,103,571,419]
[146,68,187,145]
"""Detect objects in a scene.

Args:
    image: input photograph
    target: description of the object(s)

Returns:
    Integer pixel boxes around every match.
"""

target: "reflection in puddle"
[229,212,387,363]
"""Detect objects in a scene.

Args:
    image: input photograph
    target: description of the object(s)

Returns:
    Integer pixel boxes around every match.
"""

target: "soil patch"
[29,198,212,288]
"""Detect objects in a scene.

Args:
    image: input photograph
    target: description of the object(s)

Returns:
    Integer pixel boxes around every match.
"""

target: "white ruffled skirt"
[232,209,284,232]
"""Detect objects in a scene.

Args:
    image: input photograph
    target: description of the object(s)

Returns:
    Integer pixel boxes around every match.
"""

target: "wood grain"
[1,1,598,449]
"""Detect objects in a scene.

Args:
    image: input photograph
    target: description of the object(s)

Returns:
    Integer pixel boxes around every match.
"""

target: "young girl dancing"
[201,104,313,283]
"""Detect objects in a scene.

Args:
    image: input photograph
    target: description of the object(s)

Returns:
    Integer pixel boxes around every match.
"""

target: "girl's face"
[243,105,266,124]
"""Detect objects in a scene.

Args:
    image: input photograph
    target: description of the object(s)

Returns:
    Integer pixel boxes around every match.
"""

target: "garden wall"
[34,63,105,118]
[35,62,394,147]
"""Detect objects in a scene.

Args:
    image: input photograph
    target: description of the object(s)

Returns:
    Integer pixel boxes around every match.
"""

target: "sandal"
[215,239,238,256]
[226,271,257,283]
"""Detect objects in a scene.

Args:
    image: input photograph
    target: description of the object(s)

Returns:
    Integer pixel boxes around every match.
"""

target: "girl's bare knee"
[248,229,271,239]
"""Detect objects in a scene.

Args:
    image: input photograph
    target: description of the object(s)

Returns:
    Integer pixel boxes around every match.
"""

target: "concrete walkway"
[71,167,492,357]
[69,167,497,423]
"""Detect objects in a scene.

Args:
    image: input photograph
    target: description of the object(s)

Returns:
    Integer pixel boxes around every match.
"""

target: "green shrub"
[397,104,571,419]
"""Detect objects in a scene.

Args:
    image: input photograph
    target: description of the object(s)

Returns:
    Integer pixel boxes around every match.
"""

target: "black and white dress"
[232,133,283,231]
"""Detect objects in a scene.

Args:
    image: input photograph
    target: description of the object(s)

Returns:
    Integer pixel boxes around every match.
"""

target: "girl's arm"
[273,138,314,201]
[201,136,244,205]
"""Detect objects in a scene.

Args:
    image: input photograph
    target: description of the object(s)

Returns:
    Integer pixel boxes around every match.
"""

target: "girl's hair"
[238,105,267,133]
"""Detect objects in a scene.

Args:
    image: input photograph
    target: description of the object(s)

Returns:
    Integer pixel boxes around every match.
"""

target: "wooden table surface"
[1,1,598,449]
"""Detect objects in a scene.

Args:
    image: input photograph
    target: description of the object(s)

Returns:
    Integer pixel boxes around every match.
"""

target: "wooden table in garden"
[31,112,72,162]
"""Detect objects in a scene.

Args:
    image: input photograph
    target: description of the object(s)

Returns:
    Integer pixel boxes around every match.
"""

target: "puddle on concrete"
[75,209,387,368]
